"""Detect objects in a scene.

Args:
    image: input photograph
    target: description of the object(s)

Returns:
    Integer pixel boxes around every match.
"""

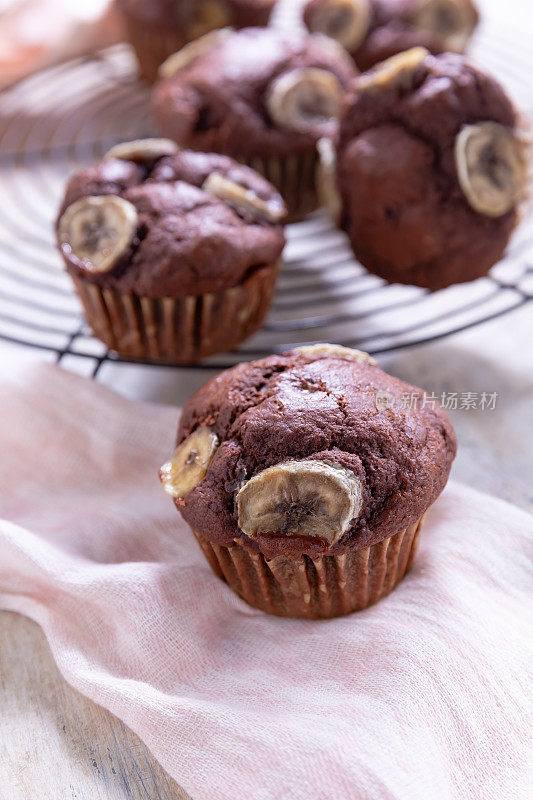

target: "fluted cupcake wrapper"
[71,262,279,363]
[238,151,321,223]
[194,516,425,619]
[121,15,190,82]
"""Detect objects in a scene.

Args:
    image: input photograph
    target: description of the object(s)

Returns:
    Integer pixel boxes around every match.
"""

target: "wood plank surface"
[0,611,193,800]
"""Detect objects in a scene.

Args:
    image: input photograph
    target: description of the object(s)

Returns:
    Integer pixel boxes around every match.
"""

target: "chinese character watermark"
[375,390,395,411]
[375,390,498,412]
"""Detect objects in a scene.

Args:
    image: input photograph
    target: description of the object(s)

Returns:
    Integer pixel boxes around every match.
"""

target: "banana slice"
[413,0,476,52]
[266,68,343,133]
[58,196,138,273]
[158,28,234,79]
[105,139,178,163]
[203,173,286,222]
[358,47,429,92]
[160,426,219,500]
[317,137,342,225]
[455,122,528,218]
[237,460,363,546]
[295,343,377,364]
[307,0,371,51]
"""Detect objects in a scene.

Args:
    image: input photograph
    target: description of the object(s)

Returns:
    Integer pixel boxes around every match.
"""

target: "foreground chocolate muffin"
[160,344,457,618]
[152,27,357,220]
[56,140,286,363]
[331,48,529,289]
[303,0,479,71]
[116,0,277,81]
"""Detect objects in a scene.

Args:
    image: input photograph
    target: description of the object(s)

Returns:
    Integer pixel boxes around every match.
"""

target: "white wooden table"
[0,612,192,800]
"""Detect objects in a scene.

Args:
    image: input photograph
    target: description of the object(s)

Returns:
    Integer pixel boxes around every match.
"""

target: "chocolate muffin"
[302,0,479,71]
[56,139,286,363]
[116,0,277,81]
[152,27,357,221]
[160,343,457,618]
[329,48,529,289]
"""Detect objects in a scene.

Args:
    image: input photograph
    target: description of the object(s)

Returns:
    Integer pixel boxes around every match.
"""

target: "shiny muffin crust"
[336,51,526,289]
[115,0,277,31]
[171,347,457,558]
[152,27,356,159]
[56,149,286,297]
[303,0,479,71]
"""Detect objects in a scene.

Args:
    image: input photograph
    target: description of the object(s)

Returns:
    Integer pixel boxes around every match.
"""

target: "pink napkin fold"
[0,0,122,91]
[0,360,531,800]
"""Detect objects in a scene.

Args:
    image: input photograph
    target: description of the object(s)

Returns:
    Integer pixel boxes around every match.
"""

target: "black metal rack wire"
[0,39,531,377]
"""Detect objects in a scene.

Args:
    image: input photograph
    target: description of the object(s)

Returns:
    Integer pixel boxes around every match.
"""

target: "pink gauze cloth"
[0,360,531,800]
[0,0,122,91]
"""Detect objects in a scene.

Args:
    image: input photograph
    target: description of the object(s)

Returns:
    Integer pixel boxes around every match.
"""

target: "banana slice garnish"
[266,67,343,133]
[358,47,429,92]
[160,426,219,500]
[105,139,178,163]
[203,173,286,222]
[455,122,528,218]
[295,343,377,364]
[413,0,477,53]
[317,137,342,226]
[307,0,371,51]
[237,460,363,546]
[58,195,138,273]
[158,28,234,79]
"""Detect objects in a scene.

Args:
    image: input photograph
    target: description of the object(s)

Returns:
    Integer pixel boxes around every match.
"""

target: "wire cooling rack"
[0,29,532,375]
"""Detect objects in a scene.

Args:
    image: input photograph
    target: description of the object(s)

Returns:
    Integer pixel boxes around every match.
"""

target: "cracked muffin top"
[56,141,286,297]
[161,344,457,558]
[303,0,479,72]
[335,49,528,289]
[116,0,277,31]
[152,27,357,158]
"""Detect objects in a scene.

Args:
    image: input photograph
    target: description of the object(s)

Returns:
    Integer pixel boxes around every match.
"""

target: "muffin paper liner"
[239,151,321,223]
[193,516,425,619]
[71,262,279,363]
[121,15,189,82]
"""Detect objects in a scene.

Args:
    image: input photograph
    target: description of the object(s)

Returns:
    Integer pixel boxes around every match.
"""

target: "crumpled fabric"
[0,361,531,800]
[0,0,122,90]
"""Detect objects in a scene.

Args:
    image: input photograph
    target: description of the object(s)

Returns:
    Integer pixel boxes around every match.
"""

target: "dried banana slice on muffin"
[266,67,343,134]
[294,342,376,364]
[304,0,371,52]
[58,196,138,274]
[455,122,528,218]
[203,174,286,222]
[160,426,219,500]
[105,138,179,163]
[413,0,478,53]
[236,460,364,546]
[357,46,429,91]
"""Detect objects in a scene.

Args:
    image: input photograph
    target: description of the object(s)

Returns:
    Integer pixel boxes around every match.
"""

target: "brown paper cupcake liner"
[121,15,189,82]
[239,151,321,223]
[71,261,279,363]
[194,515,425,619]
